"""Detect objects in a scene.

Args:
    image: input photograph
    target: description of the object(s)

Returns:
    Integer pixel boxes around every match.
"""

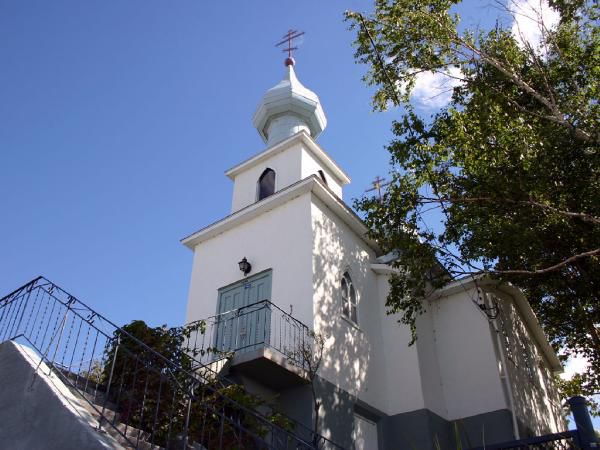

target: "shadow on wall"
[496,292,565,437]
[308,201,384,447]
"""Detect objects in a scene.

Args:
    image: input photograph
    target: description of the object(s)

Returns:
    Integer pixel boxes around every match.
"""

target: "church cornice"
[224,131,351,186]
[181,174,378,252]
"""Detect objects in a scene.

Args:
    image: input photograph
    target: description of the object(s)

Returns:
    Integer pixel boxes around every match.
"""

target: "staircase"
[57,367,167,449]
[0,277,342,450]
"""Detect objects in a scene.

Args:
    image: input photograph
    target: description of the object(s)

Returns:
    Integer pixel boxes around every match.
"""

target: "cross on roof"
[276,29,305,65]
[366,176,390,201]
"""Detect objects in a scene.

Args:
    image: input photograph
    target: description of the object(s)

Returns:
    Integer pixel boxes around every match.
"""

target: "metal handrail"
[184,299,345,449]
[185,299,316,370]
[0,277,343,450]
[215,299,311,333]
[467,430,579,450]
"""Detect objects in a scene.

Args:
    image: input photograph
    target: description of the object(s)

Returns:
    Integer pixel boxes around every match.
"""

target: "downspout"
[488,295,520,440]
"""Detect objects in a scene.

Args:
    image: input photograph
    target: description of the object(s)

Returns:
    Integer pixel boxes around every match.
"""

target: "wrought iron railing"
[467,431,579,450]
[0,277,343,450]
[184,300,315,372]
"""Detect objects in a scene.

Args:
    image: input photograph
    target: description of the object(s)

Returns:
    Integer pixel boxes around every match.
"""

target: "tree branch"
[488,247,600,275]
[355,11,597,144]
[418,195,600,225]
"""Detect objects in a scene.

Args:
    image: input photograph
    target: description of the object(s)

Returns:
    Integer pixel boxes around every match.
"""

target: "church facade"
[182,58,565,449]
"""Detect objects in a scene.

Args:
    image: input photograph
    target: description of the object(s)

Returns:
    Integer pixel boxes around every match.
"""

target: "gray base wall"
[241,371,516,449]
[382,408,454,450]
[383,408,514,450]
[315,376,355,449]
[278,384,313,430]
[284,378,515,449]
[455,409,514,447]
[277,377,356,449]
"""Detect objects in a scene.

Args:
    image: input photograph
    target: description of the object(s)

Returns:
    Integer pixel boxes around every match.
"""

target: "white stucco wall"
[428,290,508,420]
[300,147,343,198]
[229,140,344,213]
[186,193,315,328]
[187,166,564,433]
[230,144,303,213]
[377,275,428,415]
[491,291,564,435]
[310,195,392,414]
[415,306,449,418]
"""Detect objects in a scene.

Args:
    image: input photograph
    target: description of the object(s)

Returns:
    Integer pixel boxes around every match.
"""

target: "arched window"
[257,168,276,201]
[318,170,328,185]
[341,272,357,324]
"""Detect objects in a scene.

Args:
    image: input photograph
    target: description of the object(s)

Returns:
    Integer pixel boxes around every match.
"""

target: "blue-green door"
[215,270,272,353]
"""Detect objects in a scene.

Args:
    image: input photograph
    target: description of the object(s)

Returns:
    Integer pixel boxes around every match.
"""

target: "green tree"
[101,320,294,447]
[345,0,599,403]
[101,320,208,446]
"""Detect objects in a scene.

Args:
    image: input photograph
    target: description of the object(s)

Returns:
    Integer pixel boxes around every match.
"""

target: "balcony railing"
[0,277,342,450]
[185,300,315,373]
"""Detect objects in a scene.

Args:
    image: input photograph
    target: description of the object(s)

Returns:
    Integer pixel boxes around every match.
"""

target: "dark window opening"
[341,272,358,324]
[318,170,328,185]
[258,168,276,201]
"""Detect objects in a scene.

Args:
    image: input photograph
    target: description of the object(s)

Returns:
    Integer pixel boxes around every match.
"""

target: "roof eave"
[224,132,350,186]
[181,175,378,254]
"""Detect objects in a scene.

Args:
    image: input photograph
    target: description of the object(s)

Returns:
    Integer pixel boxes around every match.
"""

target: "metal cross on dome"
[366,175,390,201]
[276,29,305,65]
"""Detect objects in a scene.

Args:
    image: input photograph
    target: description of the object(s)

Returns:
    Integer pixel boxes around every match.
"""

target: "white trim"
[181,175,379,252]
[310,181,378,251]
[370,264,401,275]
[224,131,351,186]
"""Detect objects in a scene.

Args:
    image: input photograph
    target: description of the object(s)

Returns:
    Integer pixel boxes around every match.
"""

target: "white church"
[181,55,566,449]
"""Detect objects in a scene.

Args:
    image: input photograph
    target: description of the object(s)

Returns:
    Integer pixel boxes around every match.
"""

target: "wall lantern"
[238,257,252,275]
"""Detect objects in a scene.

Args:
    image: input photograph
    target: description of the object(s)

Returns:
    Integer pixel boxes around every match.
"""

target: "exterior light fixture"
[238,257,252,275]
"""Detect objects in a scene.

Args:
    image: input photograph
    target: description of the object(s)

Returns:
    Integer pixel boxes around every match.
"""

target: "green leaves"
[348,0,599,404]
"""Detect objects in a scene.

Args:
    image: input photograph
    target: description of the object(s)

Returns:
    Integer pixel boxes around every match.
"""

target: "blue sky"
[0,0,559,326]
[0,0,572,323]
[0,0,398,327]
[0,0,560,323]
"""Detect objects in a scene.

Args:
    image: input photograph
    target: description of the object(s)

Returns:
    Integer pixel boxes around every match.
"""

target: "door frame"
[214,269,273,353]
[214,268,273,315]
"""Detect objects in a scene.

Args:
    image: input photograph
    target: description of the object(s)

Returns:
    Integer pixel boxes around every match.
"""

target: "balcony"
[185,300,314,389]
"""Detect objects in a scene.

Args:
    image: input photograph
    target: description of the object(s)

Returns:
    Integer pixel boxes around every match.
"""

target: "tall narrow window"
[341,272,358,324]
[257,168,276,201]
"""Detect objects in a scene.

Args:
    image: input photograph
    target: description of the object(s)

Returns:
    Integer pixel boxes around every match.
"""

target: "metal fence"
[467,394,599,450]
[0,277,343,450]
[184,300,314,371]
[468,431,579,450]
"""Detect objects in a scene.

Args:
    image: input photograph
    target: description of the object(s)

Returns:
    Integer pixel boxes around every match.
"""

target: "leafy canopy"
[101,320,293,447]
[346,0,599,403]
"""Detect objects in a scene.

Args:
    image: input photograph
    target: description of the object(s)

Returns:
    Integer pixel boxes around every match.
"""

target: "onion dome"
[252,61,327,146]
